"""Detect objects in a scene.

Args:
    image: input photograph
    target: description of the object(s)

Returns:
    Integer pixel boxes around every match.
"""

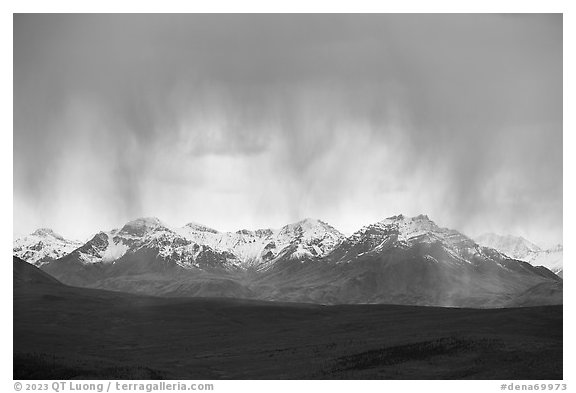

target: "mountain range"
[13,214,562,308]
[475,233,563,277]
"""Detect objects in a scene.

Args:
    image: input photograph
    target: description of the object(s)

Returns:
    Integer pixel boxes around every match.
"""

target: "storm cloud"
[13,14,562,246]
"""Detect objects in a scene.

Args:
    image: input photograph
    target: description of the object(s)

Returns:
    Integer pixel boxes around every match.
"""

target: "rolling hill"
[13,256,563,379]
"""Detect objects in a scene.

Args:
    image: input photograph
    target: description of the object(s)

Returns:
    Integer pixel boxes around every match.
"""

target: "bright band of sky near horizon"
[13,14,562,246]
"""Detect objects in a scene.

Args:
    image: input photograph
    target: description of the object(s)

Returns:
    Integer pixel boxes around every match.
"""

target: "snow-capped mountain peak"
[475,233,541,260]
[272,218,345,261]
[376,214,441,241]
[183,222,219,234]
[119,217,166,235]
[278,218,338,238]
[360,214,471,248]
[13,228,82,266]
[475,233,562,276]
[334,214,479,265]
[31,228,66,240]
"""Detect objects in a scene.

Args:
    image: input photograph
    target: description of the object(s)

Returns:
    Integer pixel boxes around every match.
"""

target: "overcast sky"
[13,14,562,246]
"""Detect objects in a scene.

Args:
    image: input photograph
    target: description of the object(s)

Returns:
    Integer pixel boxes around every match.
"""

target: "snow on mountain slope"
[32,214,561,307]
[100,232,130,262]
[76,230,133,264]
[257,214,560,307]
[64,218,240,270]
[175,218,345,270]
[275,218,344,258]
[333,214,483,265]
[379,214,472,247]
[475,233,562,275]
[75,231,114,263]
[528,245,563,276]
[13,229,82,266]
[18,217,559,280]
[31,216,344,274]
[13,219,172,267]
[475,233,542,261]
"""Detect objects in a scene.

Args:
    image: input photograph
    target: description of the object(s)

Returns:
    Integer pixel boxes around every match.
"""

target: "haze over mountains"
[14,214,562,308]
[475,233,563,277]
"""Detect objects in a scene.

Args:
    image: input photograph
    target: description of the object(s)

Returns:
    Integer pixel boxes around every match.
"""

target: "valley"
[13,257,563,379]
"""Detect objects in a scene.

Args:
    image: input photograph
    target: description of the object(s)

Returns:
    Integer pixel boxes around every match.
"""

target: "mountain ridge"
[15,214,561,308]
[13,229,82,266]
[475,233,563,276]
